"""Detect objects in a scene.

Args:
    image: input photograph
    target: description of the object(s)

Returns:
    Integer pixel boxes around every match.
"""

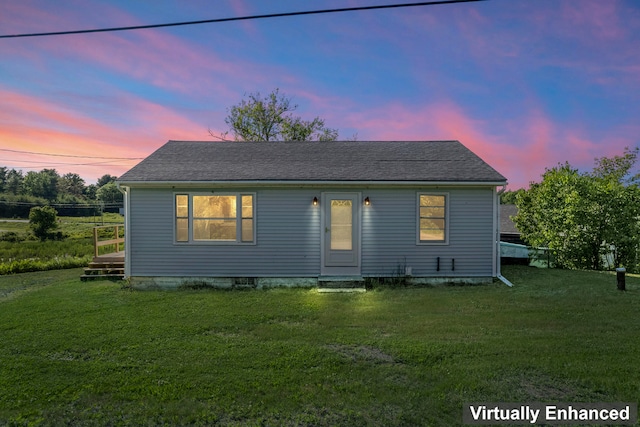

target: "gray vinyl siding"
[361,187,495,277]
[128,187,321,277]
[127,186,496,278]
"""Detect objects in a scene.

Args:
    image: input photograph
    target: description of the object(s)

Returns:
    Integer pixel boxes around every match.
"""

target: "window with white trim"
[418,193,448,244]
[175,193,255,244]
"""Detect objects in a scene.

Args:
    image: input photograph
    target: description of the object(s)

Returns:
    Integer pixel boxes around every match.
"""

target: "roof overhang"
[117,180,507,188]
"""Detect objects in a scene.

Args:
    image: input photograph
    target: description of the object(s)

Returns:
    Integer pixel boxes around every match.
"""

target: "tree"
[84,184,98,201]
[97,174,117,188]
[590,147,640,270]
[5,169,23,195]
[29,206,58,241]
[592,147,639,184]
[23,169,59,200]
[96,182,123,207]
[515,148,640,272]
[0,167,6,193]
[215,88,339,142]
[499,188,525,204]
[58,173,86,198]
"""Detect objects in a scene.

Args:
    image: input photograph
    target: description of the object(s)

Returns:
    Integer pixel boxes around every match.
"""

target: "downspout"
[117,184,131,279]
[495,185,513,287]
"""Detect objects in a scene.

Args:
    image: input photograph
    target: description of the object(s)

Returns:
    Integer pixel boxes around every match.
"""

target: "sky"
[1,0,639,189]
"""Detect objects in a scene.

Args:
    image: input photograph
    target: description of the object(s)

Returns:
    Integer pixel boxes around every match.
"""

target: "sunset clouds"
[1,0,639,187]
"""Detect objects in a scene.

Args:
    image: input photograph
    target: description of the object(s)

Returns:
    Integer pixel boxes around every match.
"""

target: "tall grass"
[0,239,93,274]
[0,266,638,426]
[0,214,123,274]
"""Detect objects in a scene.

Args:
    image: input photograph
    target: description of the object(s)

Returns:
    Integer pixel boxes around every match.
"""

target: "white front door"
[322,193,360,276]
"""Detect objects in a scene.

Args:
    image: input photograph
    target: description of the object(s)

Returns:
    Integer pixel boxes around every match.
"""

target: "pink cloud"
[0,88,212,183]
[0,2,76,35]
[0,2,281,99]
[227,0,262,38]
[334,99,640,190]
[560,1,627,41]
[440,0,639,90]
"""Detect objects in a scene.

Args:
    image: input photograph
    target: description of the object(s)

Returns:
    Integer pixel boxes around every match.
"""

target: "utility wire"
[0,200,123,208]
[0,148,143,160]
[2,158,136,166]
[0,0,487,39]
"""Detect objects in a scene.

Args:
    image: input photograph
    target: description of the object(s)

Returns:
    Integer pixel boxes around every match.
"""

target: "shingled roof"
[118,140,507,184]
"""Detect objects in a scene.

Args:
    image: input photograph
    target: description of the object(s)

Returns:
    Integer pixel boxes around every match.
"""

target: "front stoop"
[317,276,366,293]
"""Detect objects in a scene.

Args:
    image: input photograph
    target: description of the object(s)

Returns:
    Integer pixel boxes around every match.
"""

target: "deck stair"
[82,224,125,281]
[81,253,125,281]
[317,276,366,293]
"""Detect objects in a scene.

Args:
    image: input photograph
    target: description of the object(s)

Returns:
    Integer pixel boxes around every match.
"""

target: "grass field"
[0,214,123,274]
[0,266,638,426]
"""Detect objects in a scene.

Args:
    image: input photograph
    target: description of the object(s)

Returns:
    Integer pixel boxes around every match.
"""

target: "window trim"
[173,192,256,245]
[416,192,449,245]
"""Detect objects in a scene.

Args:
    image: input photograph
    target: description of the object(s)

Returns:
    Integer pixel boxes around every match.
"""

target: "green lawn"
[0,266,638,426]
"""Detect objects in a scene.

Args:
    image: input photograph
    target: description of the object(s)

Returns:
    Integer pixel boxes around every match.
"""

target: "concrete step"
[317,276,366,293]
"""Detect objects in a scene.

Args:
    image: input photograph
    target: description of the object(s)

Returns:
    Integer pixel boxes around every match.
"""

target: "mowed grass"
[0,266,638,426]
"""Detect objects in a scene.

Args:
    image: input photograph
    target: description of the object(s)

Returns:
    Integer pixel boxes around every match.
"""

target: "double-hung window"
[418,193,448,244]
[175,193,255,244]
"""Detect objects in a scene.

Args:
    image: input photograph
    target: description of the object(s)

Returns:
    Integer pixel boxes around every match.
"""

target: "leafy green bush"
[0,256,91,274]
[0,231,25,243]
[29,206,58,241]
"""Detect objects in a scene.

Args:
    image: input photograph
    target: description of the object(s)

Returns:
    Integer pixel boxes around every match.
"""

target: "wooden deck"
[93,251,125,263]
[82,224,125,281]
[81,252,125,281]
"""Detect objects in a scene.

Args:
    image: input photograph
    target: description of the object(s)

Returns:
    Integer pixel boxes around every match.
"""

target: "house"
[498,204,555,268]
[117,140,508,289]
[499,204,528,266]
[500,204,525,245]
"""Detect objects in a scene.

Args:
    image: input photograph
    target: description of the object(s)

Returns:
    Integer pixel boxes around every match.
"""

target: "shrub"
[0,231,25,243]
[0,256,91,275]
[29,206,58,241]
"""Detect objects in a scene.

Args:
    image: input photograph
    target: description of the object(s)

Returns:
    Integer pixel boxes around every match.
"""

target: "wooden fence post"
[93,227,99,258]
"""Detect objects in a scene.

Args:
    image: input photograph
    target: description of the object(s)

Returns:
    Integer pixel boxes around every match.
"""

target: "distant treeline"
[0,167,123,218]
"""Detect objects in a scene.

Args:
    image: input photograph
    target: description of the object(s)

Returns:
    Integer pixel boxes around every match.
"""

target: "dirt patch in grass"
[494,370,608,402]
[519,376,581,400]
[325,344,398,364]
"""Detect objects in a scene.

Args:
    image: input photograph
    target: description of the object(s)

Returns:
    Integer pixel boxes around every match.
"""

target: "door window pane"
[331,199,352,250]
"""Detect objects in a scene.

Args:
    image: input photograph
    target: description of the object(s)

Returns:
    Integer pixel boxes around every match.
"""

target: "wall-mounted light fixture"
[313,196,319,206]
[364,196,371,206]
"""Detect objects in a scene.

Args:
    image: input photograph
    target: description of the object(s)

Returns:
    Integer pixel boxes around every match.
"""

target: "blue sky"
[1,0,639,188]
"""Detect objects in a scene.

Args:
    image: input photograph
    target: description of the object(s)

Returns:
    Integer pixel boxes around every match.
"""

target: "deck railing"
[93,225,125,258]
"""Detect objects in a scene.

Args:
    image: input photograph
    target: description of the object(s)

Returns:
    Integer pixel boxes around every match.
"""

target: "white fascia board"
[117,180,507,188]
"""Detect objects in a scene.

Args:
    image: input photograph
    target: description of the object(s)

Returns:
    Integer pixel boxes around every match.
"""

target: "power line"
[0,200,123,208]
[0,148,143,160]
[2,158,136,166]
[0,0,487,39]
